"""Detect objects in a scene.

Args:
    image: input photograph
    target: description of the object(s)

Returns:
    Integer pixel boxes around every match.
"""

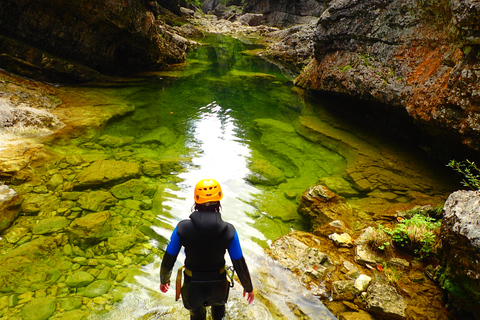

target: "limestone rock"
[0,0,187,82]
[21,193,60,214]
[364,282,406,319]
[66,271,94,287]
[246,158,286,186]
[83,280,111,298]
[67,211,112,249]
[266,232,333,280]
[110,179,148,199]
[32,217,70,235]
[0,183,22,233]
[298,185,353,230]
[21,297,56,320]
[77,191,117,211]
[137,127,177,147]
[439,190,480,317]
[74,160,140,190]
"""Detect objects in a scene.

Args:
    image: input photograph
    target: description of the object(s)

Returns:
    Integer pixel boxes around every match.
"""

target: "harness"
[175,265,235,301]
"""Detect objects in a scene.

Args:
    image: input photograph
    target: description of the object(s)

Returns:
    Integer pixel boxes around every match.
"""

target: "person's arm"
[228,230,254,303]
[160,227,181,292]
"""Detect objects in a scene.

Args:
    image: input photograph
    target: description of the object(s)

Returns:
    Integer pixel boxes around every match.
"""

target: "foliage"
[447,159,480,190]
[368,213,441,259]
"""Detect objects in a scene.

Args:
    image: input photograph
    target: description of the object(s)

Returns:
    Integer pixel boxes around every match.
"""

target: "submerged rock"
[298,185,354,230]
[74,160,141,190]
[67,211,112,249]
[21,297,56,320]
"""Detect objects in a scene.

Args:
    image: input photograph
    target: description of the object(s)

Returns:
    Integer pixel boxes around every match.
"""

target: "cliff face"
[295,0,480,158]
[243,0,324,26]
[0,0,188,82]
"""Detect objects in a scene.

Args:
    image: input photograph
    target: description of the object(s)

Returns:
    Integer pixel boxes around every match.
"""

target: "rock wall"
[242,0,324,26]
[0,0,189,82]
[295,0,480,159]
[440,190,480,319]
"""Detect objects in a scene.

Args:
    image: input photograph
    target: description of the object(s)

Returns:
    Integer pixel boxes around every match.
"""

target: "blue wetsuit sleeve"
[166,226,182,256]
[228,230,244,260]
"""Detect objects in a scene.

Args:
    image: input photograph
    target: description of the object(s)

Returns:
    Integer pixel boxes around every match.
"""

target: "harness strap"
[184,266,226,279]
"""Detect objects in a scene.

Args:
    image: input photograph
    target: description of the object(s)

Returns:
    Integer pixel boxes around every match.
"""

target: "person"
[160,178,255,320]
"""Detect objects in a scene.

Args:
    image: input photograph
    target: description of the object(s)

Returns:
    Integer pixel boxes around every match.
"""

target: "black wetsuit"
[160,211,253,320]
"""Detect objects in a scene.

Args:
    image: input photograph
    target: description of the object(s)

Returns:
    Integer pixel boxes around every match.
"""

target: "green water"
[44,34,457,319]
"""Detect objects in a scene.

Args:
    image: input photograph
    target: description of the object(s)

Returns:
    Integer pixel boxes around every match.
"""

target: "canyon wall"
[0,0,189,82]
[294,0,480,159]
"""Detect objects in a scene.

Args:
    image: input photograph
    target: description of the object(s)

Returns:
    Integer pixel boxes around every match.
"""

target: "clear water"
[82,34,456,319]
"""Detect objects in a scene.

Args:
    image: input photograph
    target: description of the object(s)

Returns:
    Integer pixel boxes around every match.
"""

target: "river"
[2,33,458,320]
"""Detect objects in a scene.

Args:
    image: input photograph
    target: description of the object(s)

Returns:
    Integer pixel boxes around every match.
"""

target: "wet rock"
[46,173,64,191]
[266,232,333,280]
[0,183,22,233]
[32,217,70,235]
[137,126,177,147]
[67,211,112,249]
[78,191,117,211]
[107,234,138,252]
[21,297,56,320]
[83,280,111,298]
[97,135,134,148]
[298,185,354,230]
[21,193,61,214]
[363,282,406,319]
[142,160,163,177]
[439,190,480,317]
[110,179,148,199]
[65,271,94,287]
[246,158,286,186]
[57,309,87,320]
[4,227,29,243]
[74,160,141,190]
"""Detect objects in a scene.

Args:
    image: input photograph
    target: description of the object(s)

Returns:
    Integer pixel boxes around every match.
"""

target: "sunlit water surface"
[90,35,337,319]
[85,33,457,320]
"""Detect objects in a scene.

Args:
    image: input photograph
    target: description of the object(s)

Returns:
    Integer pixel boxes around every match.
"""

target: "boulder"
[83,280,111,298]
[246,158,286,186]
[32,216,70,235]
[66,271,95,287]
[298,185,354,230]
[77,191,117,211]
[110,179,148,199]
[266,232,333,280]
[21,193,60,214]
[364,282,406,319]
[439,190,480,318]
[137,126,177,147]
[67,211,112,249]
[0,183,22,233]
[21,297,56,320]
[74,160,140,190]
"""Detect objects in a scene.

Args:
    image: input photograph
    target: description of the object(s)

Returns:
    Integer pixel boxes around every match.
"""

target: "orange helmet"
[194,179,223,204]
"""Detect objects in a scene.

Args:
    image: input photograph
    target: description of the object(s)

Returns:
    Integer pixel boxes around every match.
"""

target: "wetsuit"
[160,210,253,320]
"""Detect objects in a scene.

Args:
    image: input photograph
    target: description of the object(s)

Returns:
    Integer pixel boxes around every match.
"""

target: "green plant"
[339,65,352,72]
[447,159,480,190]
[391,215,440,259]
[368,214,441,259]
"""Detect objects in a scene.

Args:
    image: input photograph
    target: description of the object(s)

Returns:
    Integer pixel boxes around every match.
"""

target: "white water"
[97,103,336,320]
